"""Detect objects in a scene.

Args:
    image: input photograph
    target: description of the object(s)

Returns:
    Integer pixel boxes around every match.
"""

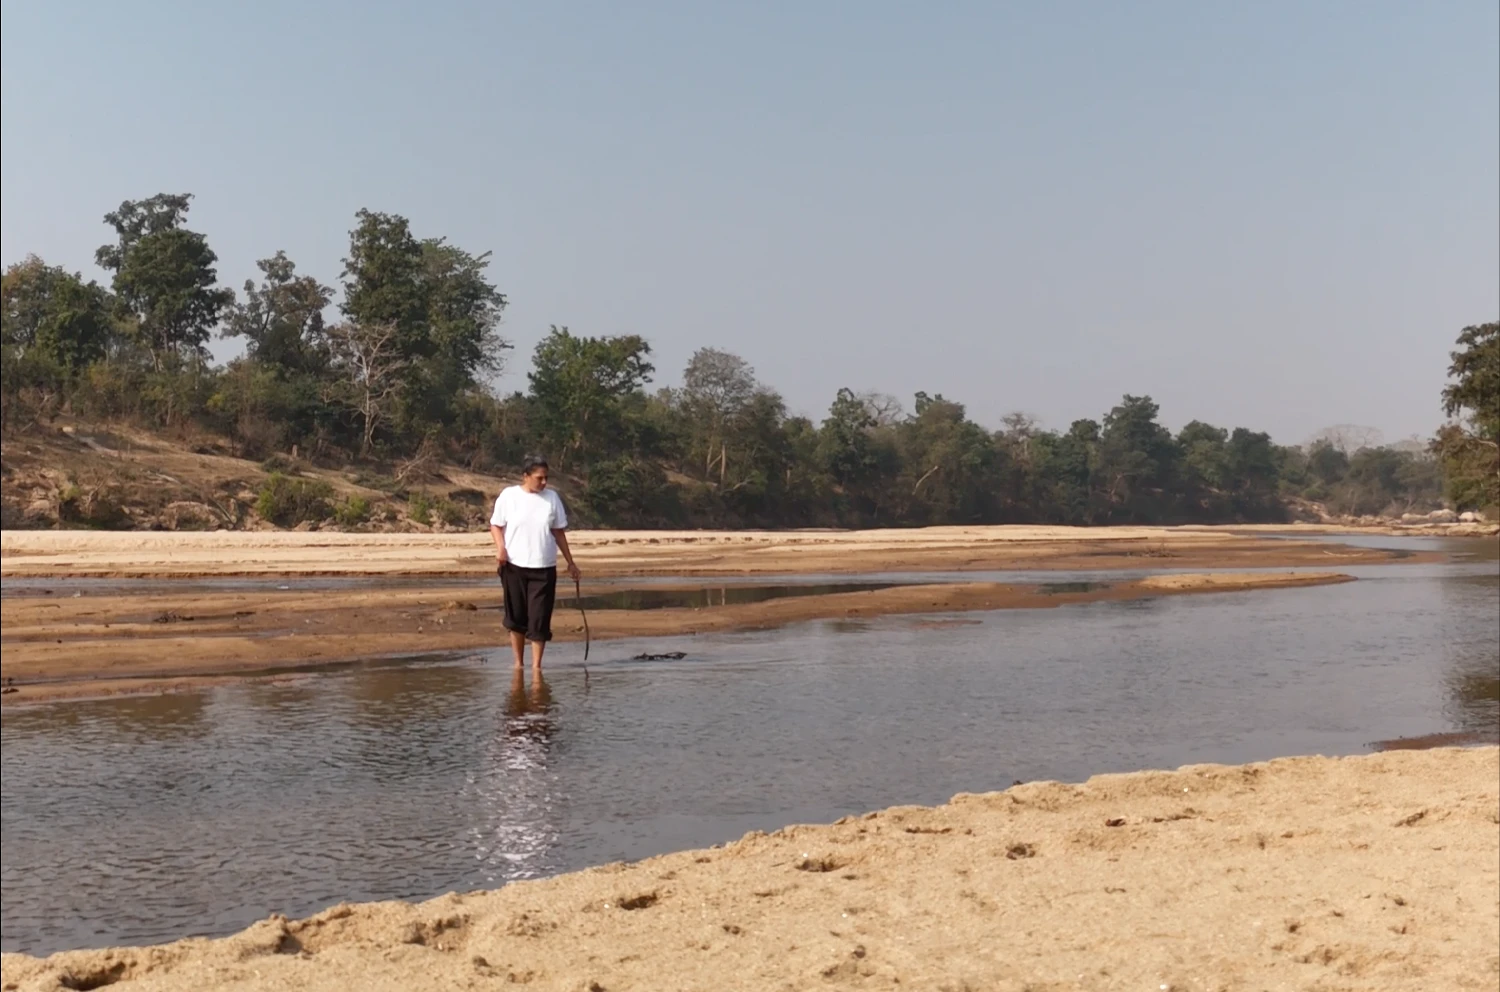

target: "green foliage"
[57,484,128,529]
[333,495,372,527]
[255,472,333,526]
[339,210,509,437]
[2,257,116,373]
[528,326,654,469]
[259,454,302,475]
[3,192,1486,530]
[223,252,334,375]
[434,498,467,527]
[96,194,234,367]
[1435,322,1499,510]
[407,491,433,525]
[577,457,682,528]
[1442,323,1500,441]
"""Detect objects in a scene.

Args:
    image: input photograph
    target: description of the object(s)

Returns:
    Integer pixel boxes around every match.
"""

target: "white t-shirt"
[490,485,569,568]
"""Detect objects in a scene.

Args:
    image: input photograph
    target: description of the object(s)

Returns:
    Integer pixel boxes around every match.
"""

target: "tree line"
[2,193,1496,528]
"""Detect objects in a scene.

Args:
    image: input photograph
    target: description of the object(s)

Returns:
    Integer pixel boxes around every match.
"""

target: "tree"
[1,256,115,373]
[340,210,509,433]
[326,321,409,456]
[527,326,654,469]
[1034,419,1099,524]
[898,392,997,523]
[341,210,507,368]
[1177,420,1229,494]
[819,387,878,488]
[1441,322,1499,441]
[223,252,334,374]
[95,194,233,368]
[1306,424,1383,454]
[1096,395,1178,520]
[340,210,425,344]
[1435,321,1500,510]
[681,347,757,482]
[1224,427,1281,517]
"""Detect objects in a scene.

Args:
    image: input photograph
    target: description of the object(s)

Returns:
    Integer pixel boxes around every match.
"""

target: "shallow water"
[572,582,901,611]
[2,541,1496,955]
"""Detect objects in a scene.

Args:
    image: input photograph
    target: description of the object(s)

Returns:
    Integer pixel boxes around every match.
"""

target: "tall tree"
[340,210,509,430]
[326,321,409,456]
[819,387,878,489]
[1435,321,1500,510]
[1034,419,1099,523]
[1224,427,1280,515]
[681,347,757,482]
[1177,421,1229,494]
[223,252,334,374]
[1,256,115,373]
[1441,322,1499,442]
[95,193,232,368]
[1096,395,1177,520]
[898,392,996,523]
[528,326,654,469]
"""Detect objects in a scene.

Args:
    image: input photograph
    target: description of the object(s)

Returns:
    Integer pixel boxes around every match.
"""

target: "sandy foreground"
[3,747,1495,991]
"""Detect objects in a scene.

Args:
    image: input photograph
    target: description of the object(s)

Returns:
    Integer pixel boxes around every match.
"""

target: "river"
[2,537,1495,955]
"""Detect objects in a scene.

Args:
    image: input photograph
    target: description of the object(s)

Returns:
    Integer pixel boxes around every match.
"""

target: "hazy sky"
[2,1,1496,444]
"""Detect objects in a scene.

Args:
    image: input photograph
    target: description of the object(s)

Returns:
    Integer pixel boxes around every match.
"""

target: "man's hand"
[566,561,581,582]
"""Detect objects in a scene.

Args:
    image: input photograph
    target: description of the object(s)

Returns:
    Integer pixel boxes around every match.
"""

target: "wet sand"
[0,572,1352,703]
[3,746,1494,991]
[0,525,1417,578]
[0,527,1400,702]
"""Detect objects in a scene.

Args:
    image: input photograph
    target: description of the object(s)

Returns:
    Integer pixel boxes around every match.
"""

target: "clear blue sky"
[3,1,1496,444]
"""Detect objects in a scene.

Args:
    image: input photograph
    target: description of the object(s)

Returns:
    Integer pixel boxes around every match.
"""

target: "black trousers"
[500,563,558,642]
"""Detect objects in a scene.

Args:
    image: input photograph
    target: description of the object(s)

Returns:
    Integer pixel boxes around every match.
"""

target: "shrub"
[260,454,302,476]
[333,495,372,527]
[255,472,333,526]
[435,498,467,527]
[350,470,401,494]
[57,483,128,529]
[408,491,433,526]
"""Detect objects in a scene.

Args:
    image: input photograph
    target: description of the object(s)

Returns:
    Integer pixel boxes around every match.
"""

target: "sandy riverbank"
[0,572,1352,703]
[0,525,1424,578]
[1,526,1392,703]
[3,746,1494,991]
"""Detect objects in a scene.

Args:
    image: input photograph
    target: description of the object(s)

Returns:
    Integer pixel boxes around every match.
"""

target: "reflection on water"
[1037,581,1111,595]
[1440,574,1500,735]
[2,544,1496,956]
[467,672,561,882]
[573,582,900,611]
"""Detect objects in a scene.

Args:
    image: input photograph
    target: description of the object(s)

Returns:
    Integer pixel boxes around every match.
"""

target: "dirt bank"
[0,525,1422,579]
[0,572,1352,704]
[3,746,1494,991]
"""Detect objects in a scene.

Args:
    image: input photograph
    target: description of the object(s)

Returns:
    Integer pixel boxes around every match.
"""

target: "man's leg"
[528,566,558,671]
[500,562,528,668]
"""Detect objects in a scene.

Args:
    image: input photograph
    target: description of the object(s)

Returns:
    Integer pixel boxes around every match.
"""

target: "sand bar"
[0,525,1417,578]
[3,746,1494,991]
[0,572,1352,703]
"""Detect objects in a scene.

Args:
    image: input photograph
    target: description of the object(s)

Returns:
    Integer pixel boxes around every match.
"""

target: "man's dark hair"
[522,454,549,476]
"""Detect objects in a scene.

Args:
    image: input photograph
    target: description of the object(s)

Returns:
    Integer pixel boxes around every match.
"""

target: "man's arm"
[552,528,580,581]
[490,524,507,566]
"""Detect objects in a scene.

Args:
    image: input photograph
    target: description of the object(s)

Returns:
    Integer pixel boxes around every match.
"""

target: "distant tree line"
[2,194,1496,527]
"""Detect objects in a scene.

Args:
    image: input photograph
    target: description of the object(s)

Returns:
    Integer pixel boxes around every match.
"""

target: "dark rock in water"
[632,651,687,661]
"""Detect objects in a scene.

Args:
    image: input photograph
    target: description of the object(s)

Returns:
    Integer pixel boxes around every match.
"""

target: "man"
[490,455,581,671]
